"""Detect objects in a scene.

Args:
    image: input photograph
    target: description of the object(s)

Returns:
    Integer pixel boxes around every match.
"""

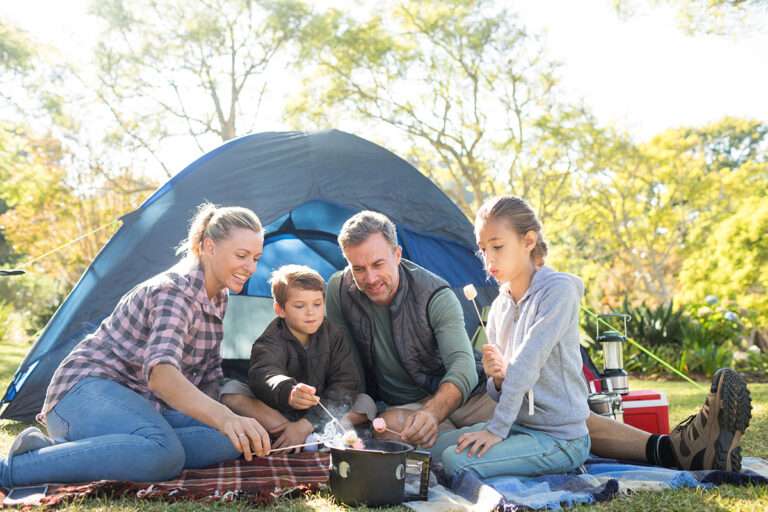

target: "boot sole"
[713,369,752,472]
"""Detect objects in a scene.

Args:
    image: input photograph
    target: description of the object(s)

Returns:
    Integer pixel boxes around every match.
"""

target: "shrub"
[581,296,751,379]
[581,297,691,375]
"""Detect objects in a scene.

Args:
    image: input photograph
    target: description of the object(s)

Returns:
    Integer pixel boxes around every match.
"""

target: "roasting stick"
[463,284,490,344]
[316,400,349,433]
[372,418,402,437]
[463,284,535,416]
[269,440,325,454]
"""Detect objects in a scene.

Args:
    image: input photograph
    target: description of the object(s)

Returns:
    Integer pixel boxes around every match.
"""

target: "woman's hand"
[455,428,503,458]
[481,344,506,390]
[217,412,271,460]
[289,383,320,410]
[148,364,272,460]
[270,418,314,453]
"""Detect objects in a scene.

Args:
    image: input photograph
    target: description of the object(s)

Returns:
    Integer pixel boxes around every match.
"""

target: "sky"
[2,0,767,143]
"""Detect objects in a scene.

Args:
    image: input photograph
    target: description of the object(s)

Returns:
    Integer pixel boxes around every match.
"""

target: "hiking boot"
[669,368,751,472]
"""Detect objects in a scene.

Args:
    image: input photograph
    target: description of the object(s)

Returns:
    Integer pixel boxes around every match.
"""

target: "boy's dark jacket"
[248,317,360,429]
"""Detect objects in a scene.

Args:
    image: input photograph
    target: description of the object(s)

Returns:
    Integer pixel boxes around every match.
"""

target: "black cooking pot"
[327,439,431,506]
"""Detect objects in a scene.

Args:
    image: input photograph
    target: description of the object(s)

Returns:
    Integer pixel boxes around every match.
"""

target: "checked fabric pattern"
[0,453,330,508]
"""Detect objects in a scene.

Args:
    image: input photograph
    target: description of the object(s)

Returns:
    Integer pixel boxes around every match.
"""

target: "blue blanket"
[406,457,768,511]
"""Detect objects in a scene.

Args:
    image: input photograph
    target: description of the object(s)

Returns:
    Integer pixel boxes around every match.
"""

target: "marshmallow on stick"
[372,417,387,433]
[466,287,533,415]
[372,417,402,436]
[342,430,359,446]
[463,284,490,345]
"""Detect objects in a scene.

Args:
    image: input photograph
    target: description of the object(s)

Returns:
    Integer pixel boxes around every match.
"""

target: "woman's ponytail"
[177,202,262,259]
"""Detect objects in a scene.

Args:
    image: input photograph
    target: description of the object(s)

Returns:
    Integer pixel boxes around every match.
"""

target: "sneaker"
[8,427,56,457]
[669,368,751,472]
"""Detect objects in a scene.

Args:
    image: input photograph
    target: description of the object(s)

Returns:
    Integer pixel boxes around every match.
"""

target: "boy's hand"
[455,428,503,458]
[270,419,314,453]
[289,383,320,410]
[481,344,506,389]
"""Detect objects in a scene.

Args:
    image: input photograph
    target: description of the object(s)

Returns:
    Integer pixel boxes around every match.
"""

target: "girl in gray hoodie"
[430,195,590,479]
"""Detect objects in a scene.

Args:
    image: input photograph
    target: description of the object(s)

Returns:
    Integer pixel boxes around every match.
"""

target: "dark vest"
[338,259,473,398]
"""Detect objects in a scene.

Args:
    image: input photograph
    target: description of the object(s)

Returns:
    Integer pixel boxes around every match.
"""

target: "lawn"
[0,337,765,511]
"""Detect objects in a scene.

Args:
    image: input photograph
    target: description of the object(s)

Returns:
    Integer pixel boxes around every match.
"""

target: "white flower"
[705,295,719,305]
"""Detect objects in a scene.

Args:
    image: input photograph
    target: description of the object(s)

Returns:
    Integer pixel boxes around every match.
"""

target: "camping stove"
[596,314,630,395]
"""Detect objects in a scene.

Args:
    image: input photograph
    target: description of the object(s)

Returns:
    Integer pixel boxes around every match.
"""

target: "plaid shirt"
[40,259,228,420]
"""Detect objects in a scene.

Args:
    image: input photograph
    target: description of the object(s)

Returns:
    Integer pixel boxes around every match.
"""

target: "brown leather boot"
[669,368,751,472]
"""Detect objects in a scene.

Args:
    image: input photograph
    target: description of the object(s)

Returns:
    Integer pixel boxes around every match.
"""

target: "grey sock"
[9,427,56,457]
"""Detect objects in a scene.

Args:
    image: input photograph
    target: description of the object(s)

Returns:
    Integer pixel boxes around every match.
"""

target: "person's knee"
[440,445,474,477]
[142,438,186,481]
[221,392,246,409]
[379,408,411,431]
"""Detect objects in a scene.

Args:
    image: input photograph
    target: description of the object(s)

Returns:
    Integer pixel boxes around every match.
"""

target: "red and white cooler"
[621,389,670,435]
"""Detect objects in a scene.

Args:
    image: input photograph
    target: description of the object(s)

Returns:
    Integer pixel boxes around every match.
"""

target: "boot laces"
[673,414,696,434]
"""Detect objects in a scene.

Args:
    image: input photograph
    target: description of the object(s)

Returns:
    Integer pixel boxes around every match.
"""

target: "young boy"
[220,264,375,452]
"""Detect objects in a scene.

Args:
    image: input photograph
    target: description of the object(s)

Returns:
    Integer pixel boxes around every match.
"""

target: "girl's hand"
[218,413,271,460]
[289,383,320,410]
[481,344,506,381]
[456,428,503,458]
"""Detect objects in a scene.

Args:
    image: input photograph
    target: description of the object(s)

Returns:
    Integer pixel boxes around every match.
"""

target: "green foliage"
[614,0,768,36]
[0,271,66,337]
[680,321,734,377]
[291,0,600,218]
[678,196,768,327]
[624,298,687,348]
[0,300,10,341]
[0,19,68,123]
[0,20,35,75]
[90,0,313,174]
[736,350,768,380]
[562,117,768,307]
[583,296,753,378]
[581,298,687,348]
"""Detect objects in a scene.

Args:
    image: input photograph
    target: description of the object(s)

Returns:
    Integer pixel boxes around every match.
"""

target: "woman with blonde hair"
[1,203,270,487]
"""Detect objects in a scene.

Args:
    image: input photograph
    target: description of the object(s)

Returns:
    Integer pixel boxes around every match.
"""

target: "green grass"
[0,337,766,511]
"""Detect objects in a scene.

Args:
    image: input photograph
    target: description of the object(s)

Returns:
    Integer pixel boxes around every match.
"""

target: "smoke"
[312,401,371,449]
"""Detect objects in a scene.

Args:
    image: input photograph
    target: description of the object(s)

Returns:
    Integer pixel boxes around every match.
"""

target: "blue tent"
[1,130,497,421]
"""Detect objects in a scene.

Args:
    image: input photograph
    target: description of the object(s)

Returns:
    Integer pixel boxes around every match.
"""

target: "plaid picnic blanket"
[0,452,330,509]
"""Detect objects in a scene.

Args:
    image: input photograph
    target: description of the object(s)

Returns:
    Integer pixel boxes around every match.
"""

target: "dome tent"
[1,130,497,422]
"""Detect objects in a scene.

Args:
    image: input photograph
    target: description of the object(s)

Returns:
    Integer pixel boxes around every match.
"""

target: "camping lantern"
[596,314,631,395]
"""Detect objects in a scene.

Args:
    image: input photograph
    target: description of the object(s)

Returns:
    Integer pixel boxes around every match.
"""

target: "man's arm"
[399,381,463,447]
[428,288,478,404]
[400,289,477,447]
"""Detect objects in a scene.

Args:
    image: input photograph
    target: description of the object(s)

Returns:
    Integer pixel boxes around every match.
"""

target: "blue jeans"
[430,421,590,479]
[2,377,241,487]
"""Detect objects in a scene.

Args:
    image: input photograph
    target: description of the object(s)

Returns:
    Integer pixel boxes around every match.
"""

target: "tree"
[613,0,768,36]
[0,20,35,110]
[291,0,599,218]
[0,130,155,287]
[678,196,768,324]
[90,0,311,177]
[558,117,768,305]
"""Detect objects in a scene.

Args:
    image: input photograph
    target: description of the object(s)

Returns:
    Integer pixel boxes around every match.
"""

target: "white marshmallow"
[463,284,477,301]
